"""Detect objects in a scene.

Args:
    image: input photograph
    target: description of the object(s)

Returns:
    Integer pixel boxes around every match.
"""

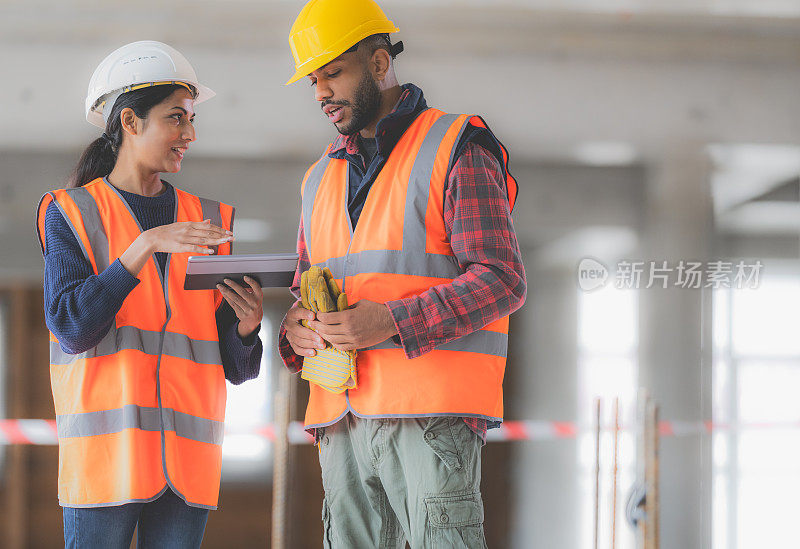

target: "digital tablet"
[184,253,298,290]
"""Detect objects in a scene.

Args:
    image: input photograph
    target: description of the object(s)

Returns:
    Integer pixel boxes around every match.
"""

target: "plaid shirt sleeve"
[278,217,311,373]
[385,140,527,360]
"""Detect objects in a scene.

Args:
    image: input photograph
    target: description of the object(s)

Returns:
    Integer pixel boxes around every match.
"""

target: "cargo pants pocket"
[423,493,488,549]
[421,417,464,472]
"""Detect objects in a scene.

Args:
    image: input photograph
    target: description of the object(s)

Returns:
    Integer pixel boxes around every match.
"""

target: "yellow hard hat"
[286,0,400,85]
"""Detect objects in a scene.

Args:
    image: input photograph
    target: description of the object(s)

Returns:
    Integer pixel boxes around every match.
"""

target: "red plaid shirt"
[279,86,526,442]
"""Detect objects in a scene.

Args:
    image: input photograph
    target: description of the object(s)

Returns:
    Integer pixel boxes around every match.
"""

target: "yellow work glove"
[299,266,357,393]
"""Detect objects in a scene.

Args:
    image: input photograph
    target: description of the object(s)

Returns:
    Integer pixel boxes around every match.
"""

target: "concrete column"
[638,142,714,549]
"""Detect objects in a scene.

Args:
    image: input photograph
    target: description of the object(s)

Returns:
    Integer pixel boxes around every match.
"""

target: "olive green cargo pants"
[317,415,488,549]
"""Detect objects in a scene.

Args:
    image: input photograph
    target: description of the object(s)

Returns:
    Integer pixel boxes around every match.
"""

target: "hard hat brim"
[86,81,216,129]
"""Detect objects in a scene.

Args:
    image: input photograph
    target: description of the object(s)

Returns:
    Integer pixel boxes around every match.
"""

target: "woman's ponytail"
[67,83,186,188]
[68,133,118,188]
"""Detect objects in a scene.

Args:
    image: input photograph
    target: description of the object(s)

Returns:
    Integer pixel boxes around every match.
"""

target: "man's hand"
[285,301,326,357]
[308,299,399,351]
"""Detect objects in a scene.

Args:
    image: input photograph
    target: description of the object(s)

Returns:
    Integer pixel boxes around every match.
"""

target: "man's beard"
[337,68,381,136]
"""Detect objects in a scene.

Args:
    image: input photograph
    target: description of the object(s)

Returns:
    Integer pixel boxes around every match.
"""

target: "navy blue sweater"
[42,181,261,385]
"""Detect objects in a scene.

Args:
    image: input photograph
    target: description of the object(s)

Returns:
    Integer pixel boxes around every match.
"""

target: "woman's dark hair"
[69,84,187,188]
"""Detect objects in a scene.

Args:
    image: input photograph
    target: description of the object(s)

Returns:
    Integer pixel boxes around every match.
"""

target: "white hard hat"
[85,40,215,129]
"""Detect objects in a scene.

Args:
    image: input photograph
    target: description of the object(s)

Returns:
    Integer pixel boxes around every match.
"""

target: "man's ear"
[119,108,139,137]
[371,48,392,82]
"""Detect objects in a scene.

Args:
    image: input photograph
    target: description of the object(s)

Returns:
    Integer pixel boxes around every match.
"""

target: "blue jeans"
[62,487,209,549]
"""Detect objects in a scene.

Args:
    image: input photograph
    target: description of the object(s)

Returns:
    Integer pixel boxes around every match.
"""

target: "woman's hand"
[217,276,264,338]
[120,219,232,276]
[147,219,233,255]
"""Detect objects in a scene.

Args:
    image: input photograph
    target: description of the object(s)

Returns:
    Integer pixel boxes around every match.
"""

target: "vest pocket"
[424,492,487,548]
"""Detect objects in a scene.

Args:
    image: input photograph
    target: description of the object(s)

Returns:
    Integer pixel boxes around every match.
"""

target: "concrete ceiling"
[1,1,800,163]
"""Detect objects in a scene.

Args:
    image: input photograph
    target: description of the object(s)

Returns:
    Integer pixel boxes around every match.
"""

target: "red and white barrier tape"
[2,419,799,446]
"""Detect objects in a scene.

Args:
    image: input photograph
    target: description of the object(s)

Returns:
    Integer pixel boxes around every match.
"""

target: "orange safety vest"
[35,177,234,509]
[300,108,518,429]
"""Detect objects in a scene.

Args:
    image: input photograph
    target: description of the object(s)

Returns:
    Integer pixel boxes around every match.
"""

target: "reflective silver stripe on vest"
[365,329,508,358]
[447,115,473,181]
[50,325,223,366]
[302,154,333,251]
[64,187,111,273]
[198,196,223,253]
[56,404,224,445]
[50,197,92,268]
[322,250,460,280]
[402,113,460,251]
[198,197,222,228]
